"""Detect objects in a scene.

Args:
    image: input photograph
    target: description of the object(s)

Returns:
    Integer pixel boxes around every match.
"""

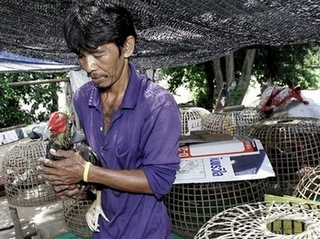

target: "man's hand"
[51,184,84,199]
[38,149,86,193]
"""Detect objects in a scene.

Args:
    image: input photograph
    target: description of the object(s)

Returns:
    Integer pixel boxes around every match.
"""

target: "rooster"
[46,111,99,165]
[46,111,108,231]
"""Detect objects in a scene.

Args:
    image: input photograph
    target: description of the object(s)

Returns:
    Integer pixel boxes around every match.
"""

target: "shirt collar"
[121,62,142,109]
[88,82,99,108]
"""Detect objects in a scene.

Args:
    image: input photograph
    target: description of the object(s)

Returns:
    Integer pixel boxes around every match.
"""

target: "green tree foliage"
[0,72,66,128]
[254,44,320,89]
[161,63,215,109]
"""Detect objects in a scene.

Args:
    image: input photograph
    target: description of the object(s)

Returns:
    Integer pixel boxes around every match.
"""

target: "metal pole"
[8,77,70,87]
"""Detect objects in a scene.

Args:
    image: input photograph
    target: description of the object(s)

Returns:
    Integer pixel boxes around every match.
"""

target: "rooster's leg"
[85,190,109,232]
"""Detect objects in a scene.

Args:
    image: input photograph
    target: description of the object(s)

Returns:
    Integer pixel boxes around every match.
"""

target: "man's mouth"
[91,77,102,83]
[90,75,107,84]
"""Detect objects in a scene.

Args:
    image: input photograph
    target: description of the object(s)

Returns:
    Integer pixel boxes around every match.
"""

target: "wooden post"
[9,206,24,239]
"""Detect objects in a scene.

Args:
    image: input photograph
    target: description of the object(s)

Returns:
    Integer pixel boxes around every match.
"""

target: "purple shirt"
[73,63,181,239]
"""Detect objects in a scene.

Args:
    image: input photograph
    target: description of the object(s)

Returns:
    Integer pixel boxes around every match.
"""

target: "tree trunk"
[213,58,224,97]
[203,61,215,110]
[263,46,274,86]
[225,52,235,87]
[212,58,225,112]
[234,48,256,105]
[51,82,59,112]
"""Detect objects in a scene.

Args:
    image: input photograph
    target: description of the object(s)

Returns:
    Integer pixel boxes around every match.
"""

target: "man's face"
[77,43,126,89]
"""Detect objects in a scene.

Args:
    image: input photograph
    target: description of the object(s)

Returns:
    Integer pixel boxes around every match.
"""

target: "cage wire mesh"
[293,165,320,202]
[62,198,94,238]
[179,107,211,136]
[245,117,320,196]
[164,179,268,239]
[2,140,59,207]
[202,107,265,136]
[194,201,320,239]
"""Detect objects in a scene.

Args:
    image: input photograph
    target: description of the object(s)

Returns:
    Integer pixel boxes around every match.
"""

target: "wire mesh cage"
[293,165,320,201]
[202,107,265,136]
[2,140,59,207]
[62,198,94,238]
[194,201,320,239]
[179,107,211,136]
[245,117,320,195]
[164,179,268,239]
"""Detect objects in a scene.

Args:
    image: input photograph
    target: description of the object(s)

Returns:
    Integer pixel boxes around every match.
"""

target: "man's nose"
[80,55,97,73]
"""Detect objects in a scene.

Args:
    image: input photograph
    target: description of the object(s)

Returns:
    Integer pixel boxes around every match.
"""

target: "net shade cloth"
[0,0,319,71]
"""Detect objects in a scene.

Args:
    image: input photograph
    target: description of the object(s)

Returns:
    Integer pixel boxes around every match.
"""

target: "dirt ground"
[0,194,69,239]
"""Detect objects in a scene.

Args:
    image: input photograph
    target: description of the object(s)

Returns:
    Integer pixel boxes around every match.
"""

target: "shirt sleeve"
[141,105,181,200]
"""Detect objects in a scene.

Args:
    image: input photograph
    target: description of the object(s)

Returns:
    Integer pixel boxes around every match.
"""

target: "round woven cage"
[164,179,268,239]
[293,165,320,201]
[202,107,265,136]
[194,201,320,239]
[179,107,211,135]
[2,140,59,207]
[62,198,94,238]
[245,117,320,195]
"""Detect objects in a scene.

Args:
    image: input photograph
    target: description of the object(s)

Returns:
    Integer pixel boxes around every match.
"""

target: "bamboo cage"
[62,181,97,238]
[245,117,320,195]
[293,165,320,201]
[179,107,210,136]
[2,139,59,206]
[194,202,320,239]
[202,107,265,136]
[164,179,268,239]
[62,198,94,238]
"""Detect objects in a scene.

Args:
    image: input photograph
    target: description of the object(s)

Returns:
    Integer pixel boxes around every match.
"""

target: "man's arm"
[38,149,153,196]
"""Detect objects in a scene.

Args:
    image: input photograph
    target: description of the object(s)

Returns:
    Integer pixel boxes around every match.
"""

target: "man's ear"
[123,36,135,58]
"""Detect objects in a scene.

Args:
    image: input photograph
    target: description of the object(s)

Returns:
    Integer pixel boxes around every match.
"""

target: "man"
[38,1,181,239]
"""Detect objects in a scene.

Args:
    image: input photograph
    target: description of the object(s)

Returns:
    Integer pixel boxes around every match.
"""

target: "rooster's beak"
[42,125,51,141]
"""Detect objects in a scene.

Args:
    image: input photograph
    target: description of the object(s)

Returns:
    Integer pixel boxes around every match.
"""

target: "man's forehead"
[79,43,116,54]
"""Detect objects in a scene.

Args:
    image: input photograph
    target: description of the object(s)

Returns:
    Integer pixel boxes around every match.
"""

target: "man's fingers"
[49,149,57,155]
[56,187,81,197]
[50,148,75,158]
[38,157,53,166]
[48,149,67,160]
[53,185,70,193]
[37,165,58,179]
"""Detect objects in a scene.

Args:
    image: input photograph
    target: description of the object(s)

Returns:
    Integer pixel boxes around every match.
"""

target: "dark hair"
[63,1,137,55]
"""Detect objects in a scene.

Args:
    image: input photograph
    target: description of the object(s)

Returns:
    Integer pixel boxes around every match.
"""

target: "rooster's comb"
[48,111,68,135]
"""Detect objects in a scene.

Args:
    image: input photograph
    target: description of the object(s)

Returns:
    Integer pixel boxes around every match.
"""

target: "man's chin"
[97,85,111,91]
